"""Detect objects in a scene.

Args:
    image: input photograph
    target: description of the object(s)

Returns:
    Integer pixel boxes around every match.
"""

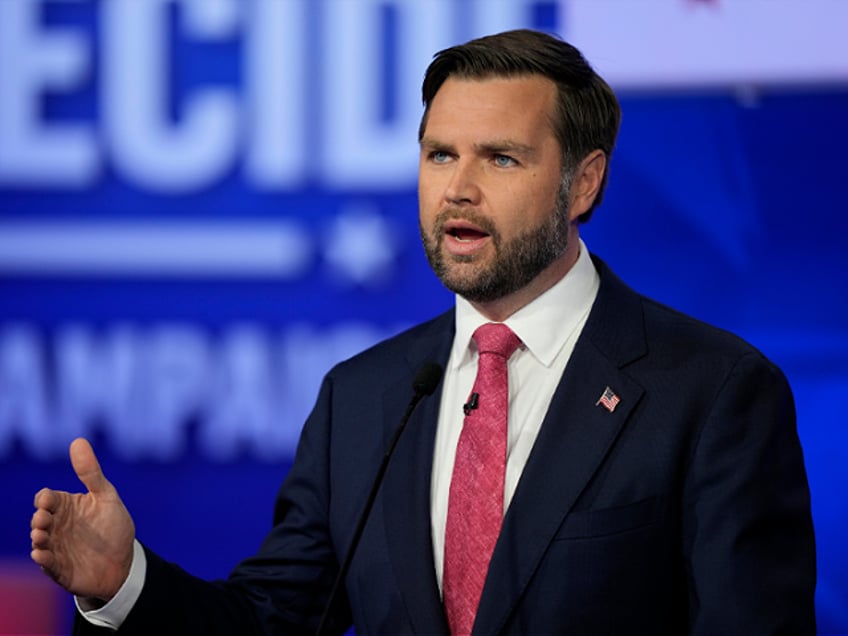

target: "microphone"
[463,392,479,416]
[316,362,443,636]
[413,362,443,397]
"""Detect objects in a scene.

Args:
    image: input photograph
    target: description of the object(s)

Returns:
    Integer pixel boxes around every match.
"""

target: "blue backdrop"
[1,1,846,633]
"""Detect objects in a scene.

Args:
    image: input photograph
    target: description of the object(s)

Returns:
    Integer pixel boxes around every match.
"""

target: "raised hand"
[30,438,136,602]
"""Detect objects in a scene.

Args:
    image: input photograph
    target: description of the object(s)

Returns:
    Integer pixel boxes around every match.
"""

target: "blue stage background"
[1,1,846,633]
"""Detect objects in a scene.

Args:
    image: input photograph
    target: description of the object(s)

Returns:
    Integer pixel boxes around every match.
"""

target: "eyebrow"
[479,139,535,154]
[419,137,537,158]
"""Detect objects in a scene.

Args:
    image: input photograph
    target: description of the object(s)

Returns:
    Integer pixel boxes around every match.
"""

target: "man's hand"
[30,438,136,602]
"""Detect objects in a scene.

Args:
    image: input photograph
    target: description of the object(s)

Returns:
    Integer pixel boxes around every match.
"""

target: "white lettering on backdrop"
[0,0,545,191]
[0,322,404,461]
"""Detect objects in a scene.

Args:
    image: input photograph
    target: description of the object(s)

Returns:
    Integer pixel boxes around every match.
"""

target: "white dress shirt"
[81,241,600,628]
[430,240,599,592]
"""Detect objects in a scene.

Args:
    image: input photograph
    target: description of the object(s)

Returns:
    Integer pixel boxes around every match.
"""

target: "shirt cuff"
[75,539,147,630]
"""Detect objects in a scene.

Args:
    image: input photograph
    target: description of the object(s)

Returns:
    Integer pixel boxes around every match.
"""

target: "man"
[31,29,816,634]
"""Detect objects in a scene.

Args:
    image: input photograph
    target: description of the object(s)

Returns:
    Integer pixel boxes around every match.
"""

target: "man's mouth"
[444,221,490,242]
[449,226,489,242]
[440,219,493,257]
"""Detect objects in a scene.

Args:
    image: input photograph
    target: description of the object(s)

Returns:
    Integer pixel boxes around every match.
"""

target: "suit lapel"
[382,312,454,634]
[474,257,649,635]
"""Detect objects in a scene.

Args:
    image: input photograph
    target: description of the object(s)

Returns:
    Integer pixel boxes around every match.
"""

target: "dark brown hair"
[419,29,621,221]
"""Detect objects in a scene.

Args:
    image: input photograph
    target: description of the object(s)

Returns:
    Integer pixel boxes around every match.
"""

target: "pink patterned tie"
[444,323,522,636]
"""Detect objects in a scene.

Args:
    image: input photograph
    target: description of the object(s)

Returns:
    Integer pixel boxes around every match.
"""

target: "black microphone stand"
[315,363,443,636]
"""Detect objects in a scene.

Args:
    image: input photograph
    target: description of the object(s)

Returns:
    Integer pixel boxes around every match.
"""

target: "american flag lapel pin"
[596,386,620,413]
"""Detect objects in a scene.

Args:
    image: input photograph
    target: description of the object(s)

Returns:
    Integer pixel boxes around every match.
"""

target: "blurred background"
[1,1,846,633]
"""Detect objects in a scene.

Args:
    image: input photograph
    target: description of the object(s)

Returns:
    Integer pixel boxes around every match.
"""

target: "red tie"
[443,323,522,636]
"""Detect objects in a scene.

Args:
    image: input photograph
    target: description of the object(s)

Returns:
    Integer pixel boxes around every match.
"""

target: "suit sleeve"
[72,374,351,636]
[683,351,816,634]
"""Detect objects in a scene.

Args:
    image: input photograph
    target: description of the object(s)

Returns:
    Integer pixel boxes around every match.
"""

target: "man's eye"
[427,150,450,163]
[494,154,516,167]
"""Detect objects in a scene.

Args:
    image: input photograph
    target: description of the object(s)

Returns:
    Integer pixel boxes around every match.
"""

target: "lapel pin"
[596,386,620,413]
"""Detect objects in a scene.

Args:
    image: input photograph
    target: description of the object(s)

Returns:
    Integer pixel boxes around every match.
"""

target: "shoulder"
[642,295,768,361]
[327,308,455,380]
[591,254,787,387]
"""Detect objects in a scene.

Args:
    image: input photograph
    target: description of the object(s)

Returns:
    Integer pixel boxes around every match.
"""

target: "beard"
[420,176,572,303]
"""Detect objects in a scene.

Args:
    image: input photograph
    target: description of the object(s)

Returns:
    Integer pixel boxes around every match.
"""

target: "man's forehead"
[427,76,556,118]
[422,76,558,143]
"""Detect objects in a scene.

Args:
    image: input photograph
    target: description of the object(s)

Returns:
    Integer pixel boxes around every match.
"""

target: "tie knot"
[472,323,522,359]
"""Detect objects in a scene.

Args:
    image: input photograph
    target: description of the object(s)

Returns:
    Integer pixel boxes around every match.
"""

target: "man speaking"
[31,29,816,635]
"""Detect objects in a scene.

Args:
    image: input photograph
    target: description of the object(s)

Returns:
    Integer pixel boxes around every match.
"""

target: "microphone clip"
[463,392,479,416]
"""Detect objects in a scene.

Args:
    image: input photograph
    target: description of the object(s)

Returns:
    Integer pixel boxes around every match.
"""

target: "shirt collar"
[451,239,600,369]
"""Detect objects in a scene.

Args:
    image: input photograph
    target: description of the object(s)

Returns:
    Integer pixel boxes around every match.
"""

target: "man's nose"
[443,160,482,205]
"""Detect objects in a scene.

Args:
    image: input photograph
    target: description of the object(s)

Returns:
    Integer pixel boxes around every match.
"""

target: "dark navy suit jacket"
[78,256,816,635]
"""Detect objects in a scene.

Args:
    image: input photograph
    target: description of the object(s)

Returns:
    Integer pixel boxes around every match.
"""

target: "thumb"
[69,437,113,496]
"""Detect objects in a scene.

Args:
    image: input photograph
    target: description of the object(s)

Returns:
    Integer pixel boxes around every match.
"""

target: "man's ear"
[567,149,606,222]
